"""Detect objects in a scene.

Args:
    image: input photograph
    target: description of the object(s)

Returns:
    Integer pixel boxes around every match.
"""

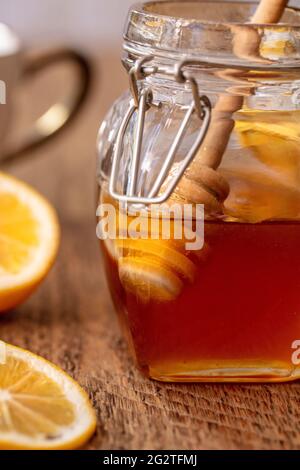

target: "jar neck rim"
[123,1,300,70]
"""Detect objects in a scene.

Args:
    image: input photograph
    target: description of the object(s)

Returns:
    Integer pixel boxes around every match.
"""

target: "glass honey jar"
[97,1,300,382]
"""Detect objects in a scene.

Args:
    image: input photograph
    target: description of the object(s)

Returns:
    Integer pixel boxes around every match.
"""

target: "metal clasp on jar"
[109,55,212,205]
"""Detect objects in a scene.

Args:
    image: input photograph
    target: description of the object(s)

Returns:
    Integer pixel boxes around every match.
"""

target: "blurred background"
[1,0,137,204]
[1,0,140,168]
[1,0,135,50]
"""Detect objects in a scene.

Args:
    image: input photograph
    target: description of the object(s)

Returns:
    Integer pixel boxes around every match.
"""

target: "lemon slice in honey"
[235,113,300,183]
[118,256,183,302]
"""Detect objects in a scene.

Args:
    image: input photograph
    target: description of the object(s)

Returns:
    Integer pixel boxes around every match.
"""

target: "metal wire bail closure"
[109,56,212,205]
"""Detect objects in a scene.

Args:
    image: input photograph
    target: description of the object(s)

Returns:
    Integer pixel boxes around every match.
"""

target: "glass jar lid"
[124,1,300,69]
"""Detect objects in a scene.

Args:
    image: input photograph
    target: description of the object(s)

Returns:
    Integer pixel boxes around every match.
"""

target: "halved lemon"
[0,342,96,449]
[0,172,60,312]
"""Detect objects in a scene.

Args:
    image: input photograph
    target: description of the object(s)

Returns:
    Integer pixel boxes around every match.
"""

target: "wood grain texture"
[1,51,300,451]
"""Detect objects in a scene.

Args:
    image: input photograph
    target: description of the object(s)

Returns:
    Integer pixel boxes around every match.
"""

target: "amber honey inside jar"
[97,1,300,382]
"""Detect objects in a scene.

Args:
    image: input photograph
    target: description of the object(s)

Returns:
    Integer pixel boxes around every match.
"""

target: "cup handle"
[1,47,92,164]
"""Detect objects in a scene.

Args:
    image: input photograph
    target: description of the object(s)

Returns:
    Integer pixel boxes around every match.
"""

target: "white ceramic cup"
[0,22,91,163]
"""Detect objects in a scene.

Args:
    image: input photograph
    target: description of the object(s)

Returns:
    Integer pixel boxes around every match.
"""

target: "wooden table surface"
[2,50,300,451]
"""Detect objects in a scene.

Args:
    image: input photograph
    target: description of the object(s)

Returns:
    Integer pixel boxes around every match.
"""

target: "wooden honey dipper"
[171,0,289,213]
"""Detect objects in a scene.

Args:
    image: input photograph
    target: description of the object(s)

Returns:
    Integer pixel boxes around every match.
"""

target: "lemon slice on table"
[0,172,60,312]
[0,342,96,450]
